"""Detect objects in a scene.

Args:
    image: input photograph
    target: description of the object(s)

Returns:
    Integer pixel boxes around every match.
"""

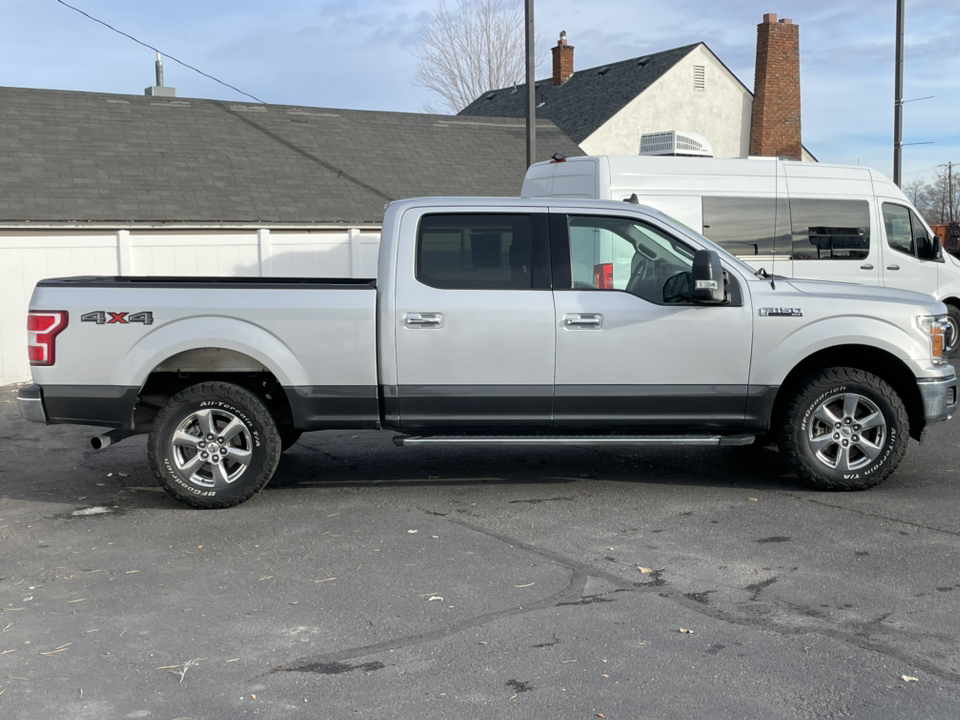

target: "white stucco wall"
[0,226,381,385]
[580,45,752,159]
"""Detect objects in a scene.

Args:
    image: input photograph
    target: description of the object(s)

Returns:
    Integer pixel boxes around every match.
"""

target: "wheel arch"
[769,344,925,442]
[135,347,296,433]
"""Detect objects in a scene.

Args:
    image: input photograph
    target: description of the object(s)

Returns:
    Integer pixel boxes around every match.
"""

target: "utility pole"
[524,0,536,167]
[940,162,957,222]
[893,0,905,187]
[950,161,955,223]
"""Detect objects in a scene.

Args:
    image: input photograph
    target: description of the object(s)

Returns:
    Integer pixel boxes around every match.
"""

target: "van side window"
[883,203,937,260]
[701,197,790,257]
[789,199,870,260]
[567,215,696,304]
[417,214,537,290]
[883,204,914,255]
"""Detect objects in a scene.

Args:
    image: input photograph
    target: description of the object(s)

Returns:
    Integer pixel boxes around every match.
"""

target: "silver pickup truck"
[18,197,958,508]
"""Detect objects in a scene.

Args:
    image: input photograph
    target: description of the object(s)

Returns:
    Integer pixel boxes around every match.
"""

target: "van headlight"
[918,315,949,365]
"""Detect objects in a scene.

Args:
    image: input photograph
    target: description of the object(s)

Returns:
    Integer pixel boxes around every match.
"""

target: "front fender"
[751,313,934,387]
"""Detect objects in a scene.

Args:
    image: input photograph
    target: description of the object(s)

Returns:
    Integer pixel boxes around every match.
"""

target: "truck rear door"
[392,207,556,429]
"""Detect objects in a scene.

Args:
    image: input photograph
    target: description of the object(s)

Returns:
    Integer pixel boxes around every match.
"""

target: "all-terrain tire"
[946,305,960,360]
[148,382,281,508]
[779,368,909,491]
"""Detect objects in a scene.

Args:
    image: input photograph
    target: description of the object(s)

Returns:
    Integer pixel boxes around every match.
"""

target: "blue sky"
[2,0,958,184]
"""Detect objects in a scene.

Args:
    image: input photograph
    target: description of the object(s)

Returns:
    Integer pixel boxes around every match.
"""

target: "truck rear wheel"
[148,382,281,508]
[780,368,908,491]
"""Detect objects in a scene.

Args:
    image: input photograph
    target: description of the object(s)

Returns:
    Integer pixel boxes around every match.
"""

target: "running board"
[393,434,755,447]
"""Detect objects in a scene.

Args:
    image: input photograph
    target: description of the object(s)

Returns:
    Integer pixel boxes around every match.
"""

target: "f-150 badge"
[81,311,154,325]
[759,308,802,317]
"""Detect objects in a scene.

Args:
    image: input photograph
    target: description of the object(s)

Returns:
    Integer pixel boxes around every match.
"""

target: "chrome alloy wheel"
[806,392,887,472]
[171,408,253,488]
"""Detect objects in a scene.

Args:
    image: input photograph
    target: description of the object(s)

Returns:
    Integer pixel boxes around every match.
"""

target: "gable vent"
[694,65,706,90]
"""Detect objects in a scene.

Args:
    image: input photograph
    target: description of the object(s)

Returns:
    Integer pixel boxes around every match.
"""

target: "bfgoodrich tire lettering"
[148,382,281,508]
[780,368,909,491]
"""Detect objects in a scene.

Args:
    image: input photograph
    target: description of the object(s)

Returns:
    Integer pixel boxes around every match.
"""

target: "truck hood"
[784,278,942,311]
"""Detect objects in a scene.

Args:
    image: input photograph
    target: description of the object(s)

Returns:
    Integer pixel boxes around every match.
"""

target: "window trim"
[551,211,742,307]
[415,212,553,291]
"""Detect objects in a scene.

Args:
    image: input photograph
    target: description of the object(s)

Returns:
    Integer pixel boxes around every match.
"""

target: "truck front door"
[550,211,754,432]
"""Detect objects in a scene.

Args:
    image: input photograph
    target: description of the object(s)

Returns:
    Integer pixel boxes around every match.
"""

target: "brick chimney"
[552,31,574,86]
[749,14,802,159]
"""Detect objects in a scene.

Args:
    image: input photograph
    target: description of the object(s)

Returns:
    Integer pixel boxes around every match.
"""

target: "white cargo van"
[522,155,960,353]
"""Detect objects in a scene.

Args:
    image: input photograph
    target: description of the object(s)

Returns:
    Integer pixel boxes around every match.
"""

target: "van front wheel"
[780,368,908,491]
[946,305,960,359]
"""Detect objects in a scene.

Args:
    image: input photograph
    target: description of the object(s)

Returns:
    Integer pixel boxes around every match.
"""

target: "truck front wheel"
[780,368,909,491]
[148,382,282,508]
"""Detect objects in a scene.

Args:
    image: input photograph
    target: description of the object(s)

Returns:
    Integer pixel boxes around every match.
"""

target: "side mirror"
[917,234,942,261]
[692,249,725,303]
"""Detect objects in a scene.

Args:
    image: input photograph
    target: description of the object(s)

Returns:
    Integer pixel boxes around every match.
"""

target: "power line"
[55,0,266,104]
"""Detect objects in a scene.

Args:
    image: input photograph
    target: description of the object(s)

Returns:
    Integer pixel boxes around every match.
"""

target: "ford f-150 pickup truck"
[17,197,959,508]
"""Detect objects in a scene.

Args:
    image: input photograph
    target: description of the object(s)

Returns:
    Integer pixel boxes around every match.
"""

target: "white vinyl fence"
[0,226,381,385]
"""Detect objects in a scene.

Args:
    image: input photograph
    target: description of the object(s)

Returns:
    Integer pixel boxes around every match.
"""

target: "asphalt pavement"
[2,380,960,719]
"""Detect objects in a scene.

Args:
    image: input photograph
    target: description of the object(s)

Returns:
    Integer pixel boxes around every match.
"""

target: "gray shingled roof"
[0,86,583,224]
[459,44,701,144]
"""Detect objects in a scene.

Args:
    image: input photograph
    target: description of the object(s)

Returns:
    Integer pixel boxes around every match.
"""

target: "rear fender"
[118,317,306,389]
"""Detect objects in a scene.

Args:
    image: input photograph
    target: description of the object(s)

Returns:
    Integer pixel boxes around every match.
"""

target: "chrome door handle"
[564,314,602,328]
[860,264,874,270]
[886,264,900,271]
[404,313,442,328]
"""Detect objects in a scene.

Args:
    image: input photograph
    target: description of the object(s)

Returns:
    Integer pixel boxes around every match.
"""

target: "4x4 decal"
[81,311,154,325]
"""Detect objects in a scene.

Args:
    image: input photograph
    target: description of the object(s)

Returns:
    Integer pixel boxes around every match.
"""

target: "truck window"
[417,214,535,290]
[789,199,870,260]
[566,215,695,304]
[701,197,790,258]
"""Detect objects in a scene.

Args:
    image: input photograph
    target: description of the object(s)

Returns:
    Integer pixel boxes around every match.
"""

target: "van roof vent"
[640,130,714,157]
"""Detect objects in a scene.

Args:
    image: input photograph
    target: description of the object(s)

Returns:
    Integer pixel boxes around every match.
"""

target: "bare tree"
[902,178,926,207]
[415,0,531,113]
[902,169,960,226]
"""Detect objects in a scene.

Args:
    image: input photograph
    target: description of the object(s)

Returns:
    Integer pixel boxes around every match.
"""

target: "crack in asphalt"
[578,444,960,539]
[272,513,960,686]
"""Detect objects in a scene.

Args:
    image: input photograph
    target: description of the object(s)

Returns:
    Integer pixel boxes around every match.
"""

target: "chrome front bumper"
[918,374,959,424]
[17,384,47,424]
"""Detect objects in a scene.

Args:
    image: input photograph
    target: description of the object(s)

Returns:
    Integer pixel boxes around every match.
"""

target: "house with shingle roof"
[461,19,815,162]
[0,85,582,383]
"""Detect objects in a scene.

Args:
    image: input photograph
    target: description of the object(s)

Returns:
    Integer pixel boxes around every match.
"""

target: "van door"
[788,198,880,285]
[880,202,940,296]
[551,210,753,432]
[783,164,880,285]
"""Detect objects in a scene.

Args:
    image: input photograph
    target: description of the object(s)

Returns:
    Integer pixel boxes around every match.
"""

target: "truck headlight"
[918,315,948,365]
